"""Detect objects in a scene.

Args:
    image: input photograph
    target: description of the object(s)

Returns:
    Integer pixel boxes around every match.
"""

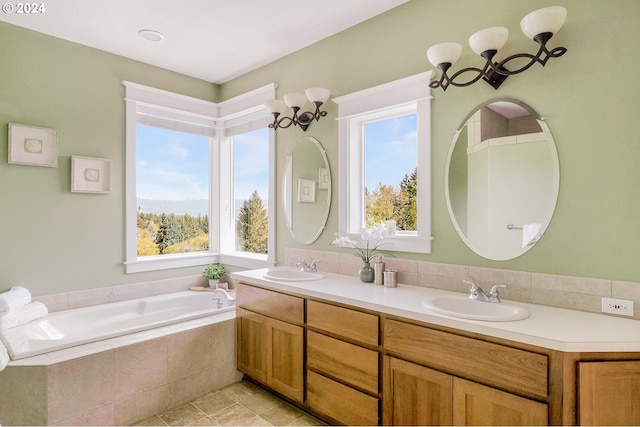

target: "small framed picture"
[318,167,329,190]
[8,123,58,167]
[71,155,112,194]
[297,178,316,203]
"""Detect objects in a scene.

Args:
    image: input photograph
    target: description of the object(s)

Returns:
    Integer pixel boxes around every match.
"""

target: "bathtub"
[0,290,234,360]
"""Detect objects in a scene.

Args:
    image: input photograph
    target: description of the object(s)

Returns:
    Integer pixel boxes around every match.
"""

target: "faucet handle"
[462,279,480,291]
[490,284,507,294]
[489,285,507,302]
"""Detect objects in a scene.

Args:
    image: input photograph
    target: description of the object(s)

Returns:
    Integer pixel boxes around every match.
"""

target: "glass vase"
[359,262,375,283]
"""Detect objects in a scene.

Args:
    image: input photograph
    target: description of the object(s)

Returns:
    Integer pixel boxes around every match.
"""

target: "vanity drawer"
[307,300,379,346]
[236,283,304,324]
[307,331,379,394]
[307,370,379,426]
[383,319,548,398]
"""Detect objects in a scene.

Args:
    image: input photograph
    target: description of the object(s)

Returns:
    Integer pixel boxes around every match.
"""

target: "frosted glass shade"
[426,42,462,67]
[265,99,286,114]
[283,93,308,109]
[520,6,567,40]
[305,88,330,104]
[469,27,509,56]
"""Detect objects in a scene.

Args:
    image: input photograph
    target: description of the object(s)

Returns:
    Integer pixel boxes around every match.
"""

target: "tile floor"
[133,380,325,426]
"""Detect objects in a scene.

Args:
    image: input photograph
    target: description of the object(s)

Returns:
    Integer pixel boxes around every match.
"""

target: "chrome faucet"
[463,279,506,303]
[295,258,319,272]
[212,288,236,306]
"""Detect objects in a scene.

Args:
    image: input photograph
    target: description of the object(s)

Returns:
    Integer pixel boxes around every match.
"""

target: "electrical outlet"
[601,297,634,316]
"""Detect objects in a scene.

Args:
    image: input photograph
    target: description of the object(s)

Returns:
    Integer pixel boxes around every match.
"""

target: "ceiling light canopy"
[138,29,165,42]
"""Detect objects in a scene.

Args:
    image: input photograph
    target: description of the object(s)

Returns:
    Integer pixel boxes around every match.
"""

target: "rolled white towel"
[0,340,9,371]
[0,286,32,313]
[0,301,48,330]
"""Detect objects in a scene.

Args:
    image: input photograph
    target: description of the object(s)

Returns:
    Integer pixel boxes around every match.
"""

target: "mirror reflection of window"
[364,113,417,231]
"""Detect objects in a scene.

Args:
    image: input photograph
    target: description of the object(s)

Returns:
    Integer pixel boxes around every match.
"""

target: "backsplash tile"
[284,247,640,320]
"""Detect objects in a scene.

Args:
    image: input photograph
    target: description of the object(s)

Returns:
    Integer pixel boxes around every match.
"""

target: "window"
[124,81,275,272]
[333,72,433,254]
[136,123,211,257]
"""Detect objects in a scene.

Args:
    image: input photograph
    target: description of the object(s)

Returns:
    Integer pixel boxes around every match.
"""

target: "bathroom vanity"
[232,268,640,426]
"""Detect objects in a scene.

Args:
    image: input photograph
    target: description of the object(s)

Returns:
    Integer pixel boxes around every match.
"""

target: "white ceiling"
[0,0,408,84]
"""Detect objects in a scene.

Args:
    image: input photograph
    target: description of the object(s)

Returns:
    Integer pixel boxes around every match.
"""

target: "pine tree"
[237,191,268,253]
[155,214,170,254]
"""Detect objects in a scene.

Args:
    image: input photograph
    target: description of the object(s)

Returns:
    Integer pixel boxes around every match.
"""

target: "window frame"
[333,72,433,254]
[123,81,275,273]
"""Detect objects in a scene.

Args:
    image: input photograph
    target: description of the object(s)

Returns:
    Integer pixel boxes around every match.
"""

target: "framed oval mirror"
[445,98,560,260]
[283,136,331,244]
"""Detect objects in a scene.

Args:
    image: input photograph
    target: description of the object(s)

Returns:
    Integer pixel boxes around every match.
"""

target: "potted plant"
[202,263,226,288]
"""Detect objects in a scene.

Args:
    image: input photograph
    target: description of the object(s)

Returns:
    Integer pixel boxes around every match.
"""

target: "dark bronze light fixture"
[426,6,567,91]
[265,88,330,131]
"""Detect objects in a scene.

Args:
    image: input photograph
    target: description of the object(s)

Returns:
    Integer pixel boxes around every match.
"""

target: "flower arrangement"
[331,221,396,263]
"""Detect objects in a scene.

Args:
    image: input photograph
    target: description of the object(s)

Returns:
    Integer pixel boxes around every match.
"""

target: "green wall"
[222,0,640,283]
[0,23,218,295]
[1,0,639,297]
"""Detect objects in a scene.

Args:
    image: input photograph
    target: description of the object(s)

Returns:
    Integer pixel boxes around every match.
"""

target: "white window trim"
[123,81,275,273]
[333,71,434,254]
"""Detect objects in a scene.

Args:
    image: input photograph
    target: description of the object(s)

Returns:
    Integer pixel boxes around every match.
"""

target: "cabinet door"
[579,361,640,426]
[236,308,267,383]
[452,378,548,426]
[266,317,304,402]
[383,356,453,426]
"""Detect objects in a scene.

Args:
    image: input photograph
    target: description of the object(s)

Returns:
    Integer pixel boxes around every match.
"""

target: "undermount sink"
[263,268,325,282]
[422,294,530,322]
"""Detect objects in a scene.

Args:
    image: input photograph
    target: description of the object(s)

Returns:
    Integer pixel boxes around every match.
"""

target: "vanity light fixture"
[426,6,567,91]
[265,88,331,131]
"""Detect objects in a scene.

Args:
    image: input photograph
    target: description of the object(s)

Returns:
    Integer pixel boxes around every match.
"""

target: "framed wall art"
[8,123,58,167]
[71,155,112,194]
[297,178,316,203]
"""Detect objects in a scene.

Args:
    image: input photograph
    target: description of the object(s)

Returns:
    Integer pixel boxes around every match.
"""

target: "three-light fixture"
[426,6,568,91]
[265,88,331,131]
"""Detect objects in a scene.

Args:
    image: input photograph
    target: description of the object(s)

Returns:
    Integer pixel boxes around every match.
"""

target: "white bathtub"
[0,290,234,360]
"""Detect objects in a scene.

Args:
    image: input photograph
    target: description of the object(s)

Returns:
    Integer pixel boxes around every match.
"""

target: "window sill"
[125,252,216,273]
[344,232,433,255]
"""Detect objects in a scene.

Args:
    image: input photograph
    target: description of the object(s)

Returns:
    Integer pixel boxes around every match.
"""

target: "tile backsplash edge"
[284,247,640,320]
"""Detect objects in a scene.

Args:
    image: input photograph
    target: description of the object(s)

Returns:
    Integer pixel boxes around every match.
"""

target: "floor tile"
[132,414,168,426]
[191,391,236,415]
[159,404,205,426]
[220,380,262,402]
[260,402,307,426]
[133,380,325,427]
[240,391,282,415]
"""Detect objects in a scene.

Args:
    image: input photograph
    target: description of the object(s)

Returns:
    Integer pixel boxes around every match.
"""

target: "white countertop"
[232,268,640,353]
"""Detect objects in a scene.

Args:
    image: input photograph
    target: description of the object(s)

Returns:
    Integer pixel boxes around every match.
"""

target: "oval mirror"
[283,137,331,244]
[445,98,560,260]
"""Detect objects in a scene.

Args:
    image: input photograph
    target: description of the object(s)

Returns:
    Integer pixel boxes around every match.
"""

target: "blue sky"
[364,114,417,191]
[137,125,268,203]
[137,125,210,200]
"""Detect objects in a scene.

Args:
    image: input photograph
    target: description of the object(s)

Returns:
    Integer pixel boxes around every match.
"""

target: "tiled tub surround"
[0,276,242,426]
[284,247,640,319]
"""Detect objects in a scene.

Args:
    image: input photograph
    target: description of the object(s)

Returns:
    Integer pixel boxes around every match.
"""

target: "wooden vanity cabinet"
[236,284,304,403]
[306,300,381,426]
[383,318,549,426]
[578,360,640,425]
[236,280,640,426]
